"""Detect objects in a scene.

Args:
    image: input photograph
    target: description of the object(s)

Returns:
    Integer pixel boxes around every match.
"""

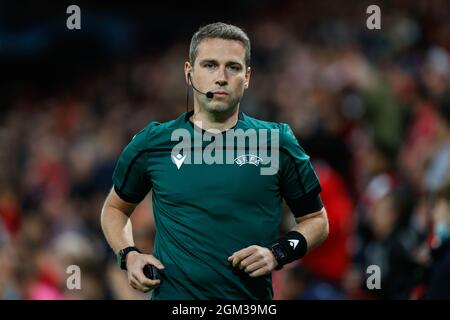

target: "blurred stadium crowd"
[1,1,450,299]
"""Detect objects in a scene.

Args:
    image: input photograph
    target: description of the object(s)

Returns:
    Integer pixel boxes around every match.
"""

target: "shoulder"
[127,115,185,149]
[241,113,285,131]
[241,113,297,146]
[242,113,294,134]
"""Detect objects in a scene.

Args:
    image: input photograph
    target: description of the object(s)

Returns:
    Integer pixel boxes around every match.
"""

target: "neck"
[190,105,240,133]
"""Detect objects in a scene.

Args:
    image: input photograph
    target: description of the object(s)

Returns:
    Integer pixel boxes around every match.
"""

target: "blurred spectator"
[1,1,450,299]
[348,189,424,299]
[423,185,450,299]
[301,161,354,285]
[278,264,346,300]
[424,99,450,192]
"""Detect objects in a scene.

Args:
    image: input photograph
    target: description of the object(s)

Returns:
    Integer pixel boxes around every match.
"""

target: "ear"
[184,61,193,84]
[244,66,251,89]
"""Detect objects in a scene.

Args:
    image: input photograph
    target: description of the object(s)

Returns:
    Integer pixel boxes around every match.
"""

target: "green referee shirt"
[112,111,321,300]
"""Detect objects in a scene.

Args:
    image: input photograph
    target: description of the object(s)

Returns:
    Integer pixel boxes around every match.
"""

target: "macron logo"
[288,239,299,249]
[172,153,186,169]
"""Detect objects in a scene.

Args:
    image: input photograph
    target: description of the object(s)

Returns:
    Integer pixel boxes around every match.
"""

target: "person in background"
[423,185,450,299]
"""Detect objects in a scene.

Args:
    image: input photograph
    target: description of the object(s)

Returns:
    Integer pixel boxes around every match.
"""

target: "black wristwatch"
[116,246,142,270]
[269,243,286,271]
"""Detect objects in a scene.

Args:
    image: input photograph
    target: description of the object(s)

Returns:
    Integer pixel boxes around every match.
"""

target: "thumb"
[147,255,165,270]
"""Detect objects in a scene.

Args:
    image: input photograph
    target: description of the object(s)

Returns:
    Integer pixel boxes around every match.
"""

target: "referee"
[101,22,329,299]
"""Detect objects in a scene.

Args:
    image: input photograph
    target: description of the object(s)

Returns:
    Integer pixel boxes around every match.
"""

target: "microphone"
[188,73,214,99]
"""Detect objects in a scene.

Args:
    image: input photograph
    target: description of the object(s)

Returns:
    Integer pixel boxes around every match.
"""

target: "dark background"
[1,0,450,300]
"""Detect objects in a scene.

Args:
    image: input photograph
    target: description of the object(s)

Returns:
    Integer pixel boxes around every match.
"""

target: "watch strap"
[117,246,141,270]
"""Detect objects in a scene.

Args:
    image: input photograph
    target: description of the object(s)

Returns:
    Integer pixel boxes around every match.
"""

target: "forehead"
[195,38,246,64]
[434,199,450,220]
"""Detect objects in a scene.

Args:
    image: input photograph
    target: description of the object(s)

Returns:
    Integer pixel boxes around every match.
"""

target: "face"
[370,195,398,240]
[185,38,251,113]
[432,199,450,228]
[432,199,450,243]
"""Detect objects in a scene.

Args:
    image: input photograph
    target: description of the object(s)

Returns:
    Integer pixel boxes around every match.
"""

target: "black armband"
[269,231,308,270]
[285,186,323,217]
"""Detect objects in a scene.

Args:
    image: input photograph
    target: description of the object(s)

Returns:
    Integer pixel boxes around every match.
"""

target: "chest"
[146,149,281,204]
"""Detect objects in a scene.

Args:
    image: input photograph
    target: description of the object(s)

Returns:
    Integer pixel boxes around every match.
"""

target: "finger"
[228,253,237,266]
[140,277,161,288]
[239,253,261,270]
[130,282,138,291]
[130,272,155,291]
[232,254,248,268]
[230,246,257,267]
[229,246,257,261]
[249,266,270,278]
[134,271,161,288]
[233,247,256,267]
[134,276,159,292]
[130,278,149,292]
[146,256,165,270]
[244,260,266,273]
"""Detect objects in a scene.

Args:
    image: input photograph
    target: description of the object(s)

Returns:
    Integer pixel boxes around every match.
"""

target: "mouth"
[212,91,229,97]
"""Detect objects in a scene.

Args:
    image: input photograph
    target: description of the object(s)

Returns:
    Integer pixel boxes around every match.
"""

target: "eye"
[228,65,241,72]
[204,63,216,70]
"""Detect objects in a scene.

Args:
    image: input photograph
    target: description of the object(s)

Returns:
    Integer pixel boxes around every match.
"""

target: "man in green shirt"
[101,22,329,300]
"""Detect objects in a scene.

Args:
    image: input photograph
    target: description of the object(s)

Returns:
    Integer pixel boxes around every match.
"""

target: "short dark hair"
[433,184,450,206]
[189,22,251,67]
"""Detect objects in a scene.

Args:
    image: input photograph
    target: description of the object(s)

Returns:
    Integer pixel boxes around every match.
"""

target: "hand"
[227,245,278,277]
[126,251,164,292]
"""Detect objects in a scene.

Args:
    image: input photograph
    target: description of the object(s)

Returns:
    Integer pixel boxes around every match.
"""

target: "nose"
[215,67,228,87]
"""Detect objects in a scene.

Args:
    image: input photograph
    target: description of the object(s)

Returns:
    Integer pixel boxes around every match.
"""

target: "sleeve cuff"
[285,185,323,217]
[113,184,145,204]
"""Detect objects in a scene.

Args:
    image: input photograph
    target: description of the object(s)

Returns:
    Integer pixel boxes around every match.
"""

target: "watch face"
[272,244,286,260]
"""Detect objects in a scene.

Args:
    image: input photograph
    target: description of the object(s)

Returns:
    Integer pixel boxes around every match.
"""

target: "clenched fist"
[126,251,164,292]
[228,245,278,277]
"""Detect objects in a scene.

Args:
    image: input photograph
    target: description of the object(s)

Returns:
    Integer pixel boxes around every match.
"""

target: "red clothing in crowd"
[301,162,354,284]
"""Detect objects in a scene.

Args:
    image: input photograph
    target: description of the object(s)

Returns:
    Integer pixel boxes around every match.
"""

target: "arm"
[229,124,329,276]
[101,187,164,292]
[228,207,329,278]
[101,187,138,254]
[292,207,329,253]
